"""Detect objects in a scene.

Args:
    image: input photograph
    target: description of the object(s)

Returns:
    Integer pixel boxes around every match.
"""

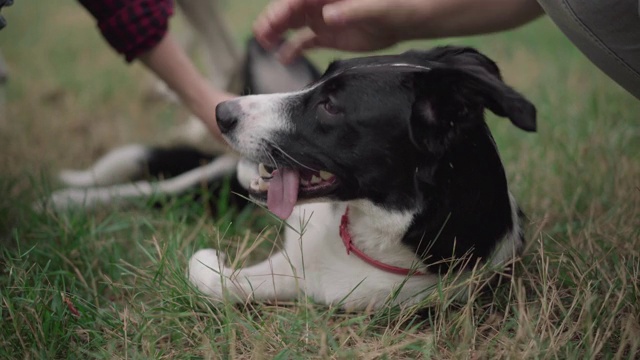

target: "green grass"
[1,1,639,359]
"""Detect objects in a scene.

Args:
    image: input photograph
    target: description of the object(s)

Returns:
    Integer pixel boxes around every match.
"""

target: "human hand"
[139,34,237,144]
[254,0,423,63]
[254,0,545,64]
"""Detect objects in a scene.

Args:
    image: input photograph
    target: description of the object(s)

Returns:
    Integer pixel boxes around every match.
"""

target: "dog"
[188,46,536,311]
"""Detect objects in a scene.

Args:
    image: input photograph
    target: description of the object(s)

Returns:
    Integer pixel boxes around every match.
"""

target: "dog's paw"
[58,170,96,188]
[188,249,229,300]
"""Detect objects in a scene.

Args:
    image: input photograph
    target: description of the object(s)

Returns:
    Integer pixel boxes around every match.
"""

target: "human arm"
[254,0,544,63]
[78,0,231,142]
[138,34,233,141]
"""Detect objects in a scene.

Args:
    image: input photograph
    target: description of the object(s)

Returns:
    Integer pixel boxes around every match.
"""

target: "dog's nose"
[216,100,241,134]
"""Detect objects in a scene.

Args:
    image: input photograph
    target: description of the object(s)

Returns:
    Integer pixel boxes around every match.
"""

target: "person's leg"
[538,0,640,99]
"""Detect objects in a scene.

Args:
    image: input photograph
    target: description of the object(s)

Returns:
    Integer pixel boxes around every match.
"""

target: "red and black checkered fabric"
[79,0,174,62]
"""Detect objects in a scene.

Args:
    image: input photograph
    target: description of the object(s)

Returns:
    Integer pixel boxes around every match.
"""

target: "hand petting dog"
[253,0,543,63]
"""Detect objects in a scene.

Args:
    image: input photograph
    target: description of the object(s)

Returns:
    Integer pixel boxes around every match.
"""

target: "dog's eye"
[322,99,341,115]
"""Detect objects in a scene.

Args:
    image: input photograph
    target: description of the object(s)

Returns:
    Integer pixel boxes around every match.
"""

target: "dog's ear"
[244,37,320,94]
[409,65,536,154]
[407,46,504,79]
[416,65,536,131]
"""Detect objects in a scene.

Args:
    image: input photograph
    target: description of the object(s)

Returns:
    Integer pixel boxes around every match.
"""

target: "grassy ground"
[1,1,639,359]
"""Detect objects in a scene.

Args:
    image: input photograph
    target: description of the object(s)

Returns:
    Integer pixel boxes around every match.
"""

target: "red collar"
[339,207,427,276]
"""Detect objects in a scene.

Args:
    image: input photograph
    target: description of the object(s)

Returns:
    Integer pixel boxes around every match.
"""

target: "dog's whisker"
[268,141,318,172]
[264,146,279,169]
[258,144,280,172]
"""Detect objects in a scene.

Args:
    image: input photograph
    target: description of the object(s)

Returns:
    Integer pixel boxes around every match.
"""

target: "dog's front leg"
[188,249,304,303]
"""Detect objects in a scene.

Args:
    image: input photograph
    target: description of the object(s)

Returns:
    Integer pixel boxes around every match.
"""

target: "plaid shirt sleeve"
[78,0,174,62]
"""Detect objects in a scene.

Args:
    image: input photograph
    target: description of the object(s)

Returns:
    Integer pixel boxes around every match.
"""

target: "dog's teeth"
[258,163,272,178]
[301,178,310,186]
[258,177,269,191]
[310,175,322,184]
[250,179,260,191]
[319,171,333,180]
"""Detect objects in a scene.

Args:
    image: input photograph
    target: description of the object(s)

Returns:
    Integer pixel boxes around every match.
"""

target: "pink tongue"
[267,168,300,219]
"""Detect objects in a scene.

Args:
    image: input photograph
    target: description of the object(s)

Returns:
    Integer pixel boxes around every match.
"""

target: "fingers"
[254,0,310,49]
[254,0,391,62]
[254,0,340,49]
[322,0,387,26]
[276,28,323,64]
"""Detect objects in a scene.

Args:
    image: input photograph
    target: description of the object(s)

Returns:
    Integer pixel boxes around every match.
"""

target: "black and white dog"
[188,46,536,310]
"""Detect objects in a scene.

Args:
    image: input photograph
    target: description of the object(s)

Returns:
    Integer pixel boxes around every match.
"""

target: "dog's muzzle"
[216,100,241,134]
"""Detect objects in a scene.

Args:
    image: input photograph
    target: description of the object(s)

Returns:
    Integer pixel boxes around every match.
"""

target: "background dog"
[41,38,319,212]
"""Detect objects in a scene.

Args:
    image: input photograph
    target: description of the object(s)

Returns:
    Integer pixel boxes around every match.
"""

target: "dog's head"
[217,46,536,219]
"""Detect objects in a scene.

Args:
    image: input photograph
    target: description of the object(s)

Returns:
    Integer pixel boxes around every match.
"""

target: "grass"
[1,1,639,359]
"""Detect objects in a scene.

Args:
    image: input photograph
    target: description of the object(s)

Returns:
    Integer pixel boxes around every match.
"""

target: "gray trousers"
[538,0,640,100]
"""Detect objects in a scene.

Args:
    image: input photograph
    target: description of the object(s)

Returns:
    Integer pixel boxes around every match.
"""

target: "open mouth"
[248,163,338,219]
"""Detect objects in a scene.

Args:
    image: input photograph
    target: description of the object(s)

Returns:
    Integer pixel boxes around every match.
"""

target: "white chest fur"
[189,201,440,310]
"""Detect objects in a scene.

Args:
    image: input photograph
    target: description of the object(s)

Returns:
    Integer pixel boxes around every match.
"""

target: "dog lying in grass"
[188,46,535,310]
